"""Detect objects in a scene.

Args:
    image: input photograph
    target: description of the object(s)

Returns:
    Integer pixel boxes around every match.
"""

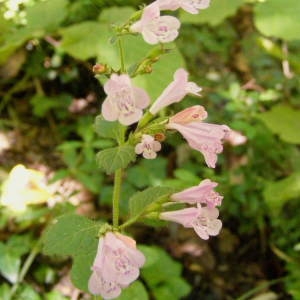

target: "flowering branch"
[44,1,231,299]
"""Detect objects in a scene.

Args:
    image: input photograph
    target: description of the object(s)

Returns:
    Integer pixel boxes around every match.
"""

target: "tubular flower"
[101,74,150,126]
[88,232,145,299]
[171,179,223,208]
[135,134,162,159]
[130,2,181,45]
[160,204,222,240]
[156,0,211,14]
[149,68,202,115]
[167,107,230,168]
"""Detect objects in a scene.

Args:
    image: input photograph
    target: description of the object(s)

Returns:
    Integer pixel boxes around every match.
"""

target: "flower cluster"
[160,179,223,240]
[89,1,231,299]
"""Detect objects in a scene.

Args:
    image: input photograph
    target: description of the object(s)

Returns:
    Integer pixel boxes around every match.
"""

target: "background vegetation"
[0,0,300,299]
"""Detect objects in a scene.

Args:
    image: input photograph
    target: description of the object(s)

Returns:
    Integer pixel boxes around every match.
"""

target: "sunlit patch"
[0,164,52,212]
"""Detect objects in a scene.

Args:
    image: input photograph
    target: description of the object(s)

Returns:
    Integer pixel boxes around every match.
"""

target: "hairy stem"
[112,168,123,229]
[118,38,126,73]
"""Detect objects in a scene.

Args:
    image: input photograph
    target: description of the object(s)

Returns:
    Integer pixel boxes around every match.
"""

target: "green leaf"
[180,0,245,26]
[129,186,175,219]
[140,245,191,300]
[30,94,72,117]
[0,283,10,300]
[94,115,126,142]
[71,250,98,292]
[140,246,182,286]
[254,0,300,41]
[45,291,69,300]
[115,281,149,300]
[263,172,300,214]
[16,284,41,300]
[98,6,136,25]
[0,243,20,283]
[127,157,167,189]
[154,277,191,300]
[7,234,33,257]
[96,145,136,174]
[43,214,100,292]
[26,0,68,33]
[43,214,99,257]
[59,22,110,60]
[0,28,33,65]
[257,105,300,144]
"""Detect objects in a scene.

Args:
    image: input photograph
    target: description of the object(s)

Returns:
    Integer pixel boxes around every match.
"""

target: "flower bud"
[93,63,110,74]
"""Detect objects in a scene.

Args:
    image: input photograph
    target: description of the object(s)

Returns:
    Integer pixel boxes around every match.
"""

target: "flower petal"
[101,98,119,122]
[160,207,199,227]
[88,271,121,299]
[133,87,151,109]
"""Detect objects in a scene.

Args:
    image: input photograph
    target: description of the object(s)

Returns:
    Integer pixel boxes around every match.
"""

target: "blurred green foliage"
[1,0,300,299]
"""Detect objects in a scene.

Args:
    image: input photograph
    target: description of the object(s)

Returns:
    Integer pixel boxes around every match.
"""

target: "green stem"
[9,239,42,299]
[119,215,141,230]
[136,111,155,130]
[236,277,285,300]
[118,38,126,73]
[0,74,31,113]
[112,168,123,229]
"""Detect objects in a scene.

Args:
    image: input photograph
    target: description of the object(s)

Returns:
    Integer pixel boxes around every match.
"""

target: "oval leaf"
[96,145,136,174]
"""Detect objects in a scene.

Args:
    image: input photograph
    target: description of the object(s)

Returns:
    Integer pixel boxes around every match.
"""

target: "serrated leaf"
[96,145,136,174]
[43,214,99,257]
[180,0,245,26]
[257,105,300,144]
[254,0,300,41]
[129,186,175,219]
[42,214,100,292]
[263,172,300,214]
[94,115,125,142]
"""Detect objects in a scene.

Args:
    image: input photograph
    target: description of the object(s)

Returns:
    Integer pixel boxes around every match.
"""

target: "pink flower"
[156,0,211,14]
[171,179,223,208]
[149,68,202,115]
[102,74,150,126]
[160,205,222,240]
[135,134,162,159]
[130,3,181,45]
[88,232,145,299]
[167,107,230,168]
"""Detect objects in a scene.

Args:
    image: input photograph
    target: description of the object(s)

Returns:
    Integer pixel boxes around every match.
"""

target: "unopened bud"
[151,56,160,63]
[144,65,153,73]
[154,133,166,142]
[93,63,108,74]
